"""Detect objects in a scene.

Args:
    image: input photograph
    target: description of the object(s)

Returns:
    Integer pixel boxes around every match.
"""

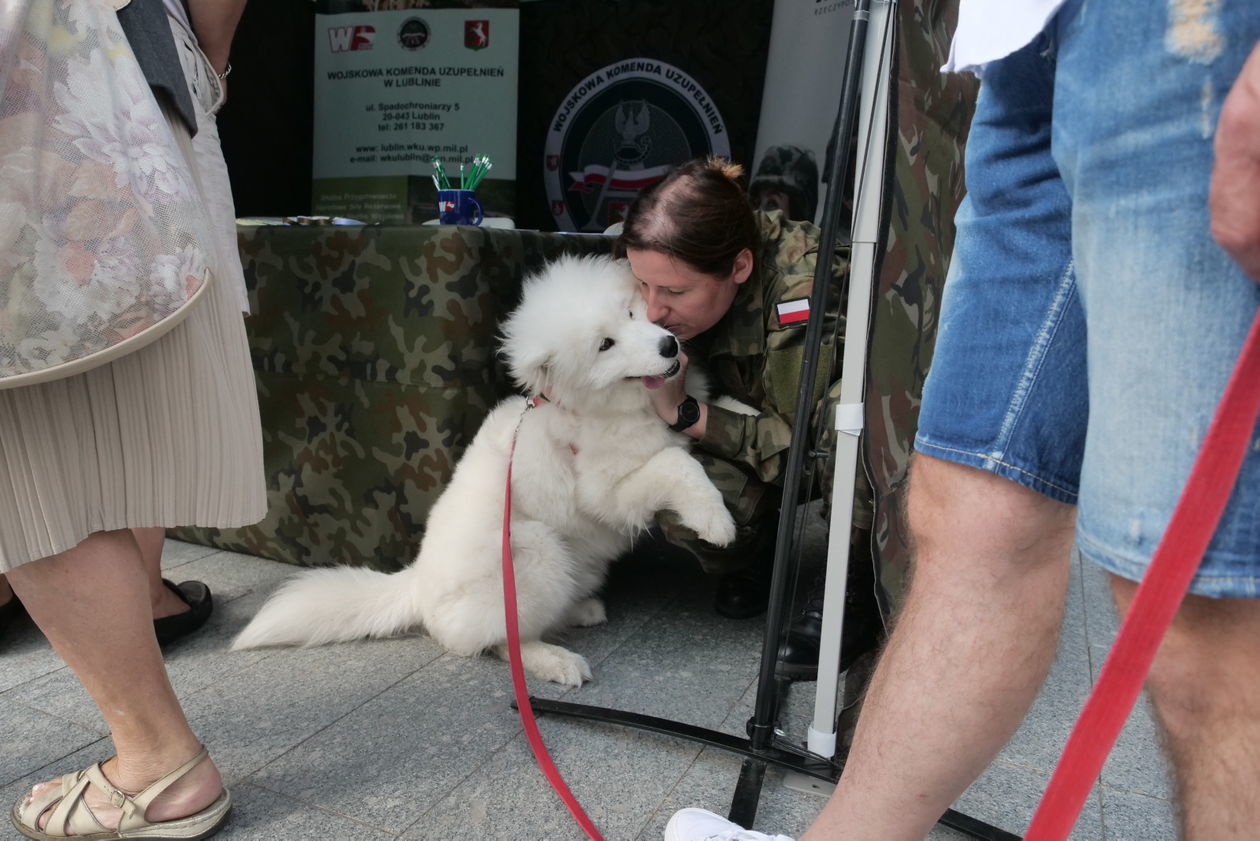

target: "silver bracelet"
[216,63,232,80]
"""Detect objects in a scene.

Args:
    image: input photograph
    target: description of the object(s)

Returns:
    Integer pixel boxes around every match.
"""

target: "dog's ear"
[511,353,553,396]
[499,322,552,396]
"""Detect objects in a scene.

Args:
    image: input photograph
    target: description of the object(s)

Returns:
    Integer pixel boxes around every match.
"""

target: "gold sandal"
[10,747,230,840]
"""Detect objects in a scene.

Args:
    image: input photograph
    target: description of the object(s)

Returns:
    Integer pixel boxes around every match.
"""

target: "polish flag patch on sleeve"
[776,298,810,326]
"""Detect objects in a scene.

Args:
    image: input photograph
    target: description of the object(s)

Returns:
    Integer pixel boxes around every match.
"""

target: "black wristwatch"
[670,395,701,432]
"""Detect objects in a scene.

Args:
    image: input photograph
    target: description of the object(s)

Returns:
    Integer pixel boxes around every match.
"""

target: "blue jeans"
[916,0,1260,596]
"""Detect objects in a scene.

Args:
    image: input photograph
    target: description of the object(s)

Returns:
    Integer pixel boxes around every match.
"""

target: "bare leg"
[3,530,184,624]
[132,526,187,621]
[6,529,223,829]
[1110,576,1260,840]
[799,456,1076,841]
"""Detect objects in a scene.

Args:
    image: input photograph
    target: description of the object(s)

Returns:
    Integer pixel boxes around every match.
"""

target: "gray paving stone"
[751,765,841,839]
[4,667,106,738]
[996,609,1092,774]
[500,553,707,705]
[1099,785,1178,841]
[162,547,299,608]
[1078,554,1122,649]
[398,715,701,841]
[727,673,827,752]
[0,740,110,820]
[159,538,223,571]
[0,536,1173,841]
[645,746,1002,841]
[1089,645,1174,800]
[0,699,102,789]
[642,747,742,840]
[954,760,1103,841]
[561,599,764,733]
[213,782,399,841]
[0,615,64,694]
[648,749,831,841]
[0,584,281,738]
[181,633,444,780]
[245,653,523,835]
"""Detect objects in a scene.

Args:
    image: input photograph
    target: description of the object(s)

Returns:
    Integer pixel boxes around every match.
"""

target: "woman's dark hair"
[613,156,759,277]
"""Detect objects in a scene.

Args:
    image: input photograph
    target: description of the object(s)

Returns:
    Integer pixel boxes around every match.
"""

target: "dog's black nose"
[659,335,679,358]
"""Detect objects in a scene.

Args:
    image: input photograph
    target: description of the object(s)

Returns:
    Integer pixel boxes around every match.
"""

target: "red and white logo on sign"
[328,25,375,52]
[464,20,489,50]
[545,155,560,172]
[551,200,565,216]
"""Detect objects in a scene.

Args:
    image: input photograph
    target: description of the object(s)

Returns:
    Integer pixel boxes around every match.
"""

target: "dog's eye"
[627,309,634,319]
[598,337,615,352]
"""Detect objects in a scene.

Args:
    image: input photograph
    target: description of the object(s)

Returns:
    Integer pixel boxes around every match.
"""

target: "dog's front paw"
[503,641,594,687]
[687,505,738,547]
[566,597,607,628]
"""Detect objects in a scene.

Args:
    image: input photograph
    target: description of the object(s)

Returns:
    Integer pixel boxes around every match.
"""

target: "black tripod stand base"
[525,697,841,778]
[524,697,1021,841]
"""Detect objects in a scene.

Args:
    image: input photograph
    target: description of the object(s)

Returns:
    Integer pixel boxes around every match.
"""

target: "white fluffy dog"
[231,254,739,686]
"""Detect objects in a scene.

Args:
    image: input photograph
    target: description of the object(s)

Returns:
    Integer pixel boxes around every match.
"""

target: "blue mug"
[437,189,484,226]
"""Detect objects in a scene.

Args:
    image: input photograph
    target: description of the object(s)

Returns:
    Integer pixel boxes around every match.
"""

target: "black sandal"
[0,595,23,634]
[153,580,213,646]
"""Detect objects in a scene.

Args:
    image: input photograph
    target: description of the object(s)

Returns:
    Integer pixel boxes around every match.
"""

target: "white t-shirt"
[943,0,1067,75]
[163,0,192,32]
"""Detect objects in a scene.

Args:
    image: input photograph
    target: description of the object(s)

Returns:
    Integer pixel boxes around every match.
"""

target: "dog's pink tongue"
[642,375,665,390]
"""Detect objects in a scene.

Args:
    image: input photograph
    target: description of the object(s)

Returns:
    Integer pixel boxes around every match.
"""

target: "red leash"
[1024,310,1260,840]
[501,400,606,841]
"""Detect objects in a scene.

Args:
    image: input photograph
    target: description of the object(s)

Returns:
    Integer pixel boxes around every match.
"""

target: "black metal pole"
[748,0,873,752]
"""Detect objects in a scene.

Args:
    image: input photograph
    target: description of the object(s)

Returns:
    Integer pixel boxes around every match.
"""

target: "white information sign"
[312,7,518,221]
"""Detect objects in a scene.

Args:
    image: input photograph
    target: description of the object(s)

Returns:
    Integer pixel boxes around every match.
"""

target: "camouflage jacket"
[691,210,847,487]
[864,0,977,615]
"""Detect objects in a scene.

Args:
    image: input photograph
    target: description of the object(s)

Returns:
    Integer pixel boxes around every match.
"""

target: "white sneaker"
[663,808,796,841]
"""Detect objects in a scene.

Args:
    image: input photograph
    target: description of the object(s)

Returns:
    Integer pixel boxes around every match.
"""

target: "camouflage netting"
[172,225,611,570]
[864,0,977,617]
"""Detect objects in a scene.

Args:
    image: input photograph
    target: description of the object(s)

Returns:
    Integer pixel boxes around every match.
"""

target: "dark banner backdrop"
[217,0,316,218]
[217,0,772,224]
[515,0,774,231]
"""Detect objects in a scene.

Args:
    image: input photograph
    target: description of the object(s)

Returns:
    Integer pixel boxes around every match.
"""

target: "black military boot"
[711,523,781,619]
[713,563,773,619]
[777,551,884,681]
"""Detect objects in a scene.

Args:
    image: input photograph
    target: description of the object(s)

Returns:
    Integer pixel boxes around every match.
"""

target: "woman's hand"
[648,351,692,425]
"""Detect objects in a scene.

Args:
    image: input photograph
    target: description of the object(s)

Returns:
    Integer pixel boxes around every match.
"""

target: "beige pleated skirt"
[0,19,266,571]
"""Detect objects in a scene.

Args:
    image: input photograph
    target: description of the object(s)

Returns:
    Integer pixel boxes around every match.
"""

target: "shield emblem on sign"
[464,20,489,50]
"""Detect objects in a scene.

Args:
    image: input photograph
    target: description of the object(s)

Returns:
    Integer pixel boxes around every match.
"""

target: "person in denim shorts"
[666,1,1260,839]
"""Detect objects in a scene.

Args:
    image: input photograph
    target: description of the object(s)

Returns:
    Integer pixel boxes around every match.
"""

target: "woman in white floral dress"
[1,1,261,838]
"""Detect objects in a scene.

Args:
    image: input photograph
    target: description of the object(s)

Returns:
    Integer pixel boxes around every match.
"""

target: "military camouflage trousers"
[656,452,778,576]
[656,443,875,577]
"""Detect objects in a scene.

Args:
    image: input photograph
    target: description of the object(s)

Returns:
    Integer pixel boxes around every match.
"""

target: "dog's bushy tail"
[231,566,423,650]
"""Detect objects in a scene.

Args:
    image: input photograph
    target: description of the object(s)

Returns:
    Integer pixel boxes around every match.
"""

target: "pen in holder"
[432,155,492,226]
[437,189,484,226]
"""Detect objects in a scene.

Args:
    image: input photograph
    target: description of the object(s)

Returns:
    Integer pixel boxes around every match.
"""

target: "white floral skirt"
[0,22,266,571]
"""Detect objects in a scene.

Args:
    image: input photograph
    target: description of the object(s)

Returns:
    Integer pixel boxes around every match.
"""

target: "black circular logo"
[544,60,730,233]
[398,18,430,50]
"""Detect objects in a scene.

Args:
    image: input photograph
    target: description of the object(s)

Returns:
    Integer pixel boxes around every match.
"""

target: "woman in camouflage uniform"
[613,157,850,628]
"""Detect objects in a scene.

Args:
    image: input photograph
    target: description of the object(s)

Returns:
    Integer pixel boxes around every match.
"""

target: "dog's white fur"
[231,254,740,686]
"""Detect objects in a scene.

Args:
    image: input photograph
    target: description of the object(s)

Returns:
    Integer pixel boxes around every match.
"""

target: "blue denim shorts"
[915,0,1260,597]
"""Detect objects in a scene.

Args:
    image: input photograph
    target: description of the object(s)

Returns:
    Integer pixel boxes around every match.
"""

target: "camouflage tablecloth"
[172,224,611,571]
